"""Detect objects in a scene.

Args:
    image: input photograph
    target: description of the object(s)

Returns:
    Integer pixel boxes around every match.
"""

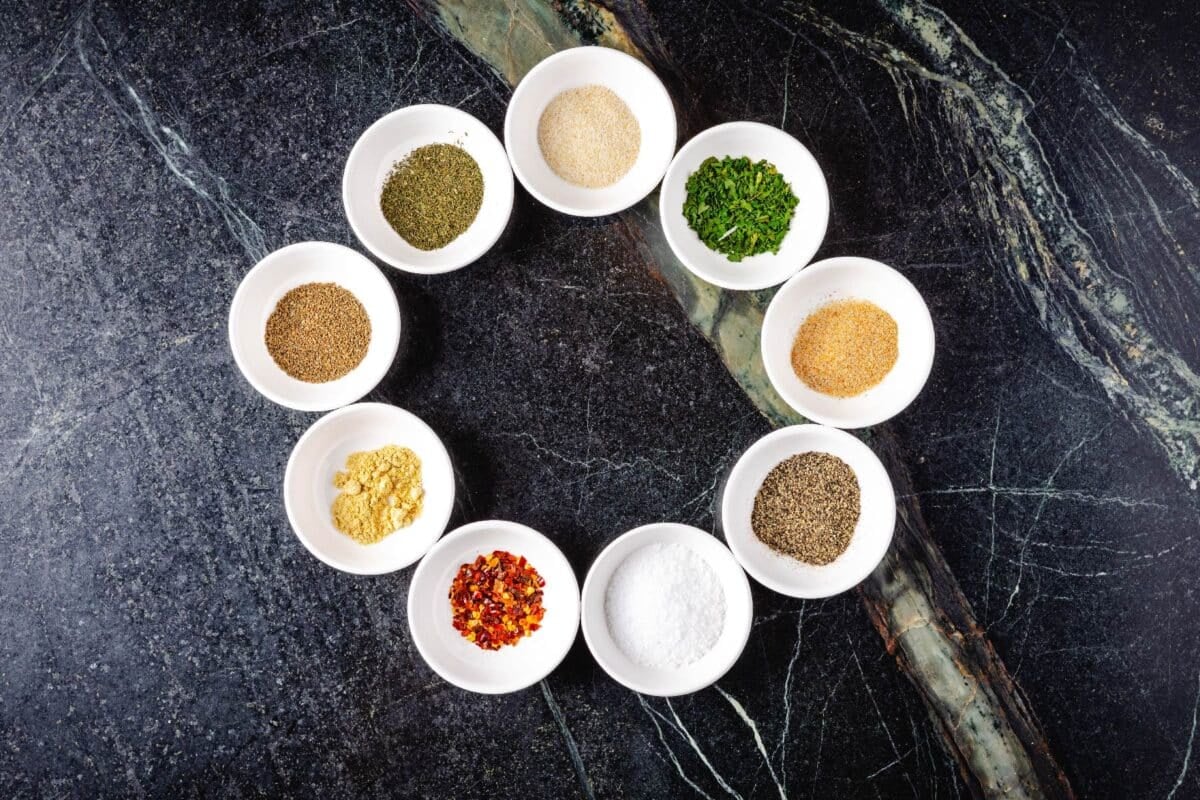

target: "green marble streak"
[628,176,1070,800]
[629,200,804,428]
[413,2,1074,797]
[790,0,1200,491]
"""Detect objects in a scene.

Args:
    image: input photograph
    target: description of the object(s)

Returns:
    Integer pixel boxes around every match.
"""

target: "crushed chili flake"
[449,550,546,650]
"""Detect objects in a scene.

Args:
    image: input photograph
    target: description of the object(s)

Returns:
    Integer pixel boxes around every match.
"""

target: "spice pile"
[682,156,798,262]
[450,550,546,650]
[604,542,725,669]
[265,282,371,383]
[380,143,483,250]
[752,452,860,565]
[537,85,641,188]
[790,299,898,397]
[331,445,424,544]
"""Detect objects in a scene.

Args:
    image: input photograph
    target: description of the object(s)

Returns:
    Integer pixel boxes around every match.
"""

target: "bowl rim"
[227,241,401,412]
[720,424,897,598]
[504,46,678,218]
[342,103,514,274]
[659,120,830,291]
[406,519,581,694]
[580,522,753,697]
[760,255,936,428]
[283,402,455,575]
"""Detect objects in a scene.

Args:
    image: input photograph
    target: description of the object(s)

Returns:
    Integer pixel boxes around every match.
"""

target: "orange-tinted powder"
[790,299,898,397]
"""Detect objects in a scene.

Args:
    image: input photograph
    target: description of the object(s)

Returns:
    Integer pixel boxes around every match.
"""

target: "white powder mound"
[604,542,726,669]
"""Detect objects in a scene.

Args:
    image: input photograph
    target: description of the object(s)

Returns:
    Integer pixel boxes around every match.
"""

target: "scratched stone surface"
[0,1,1197,798]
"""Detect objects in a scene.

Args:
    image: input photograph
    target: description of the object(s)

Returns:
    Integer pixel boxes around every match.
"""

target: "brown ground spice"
[751,452,860,565]
[790,299,898,397]
[265,282,371,383]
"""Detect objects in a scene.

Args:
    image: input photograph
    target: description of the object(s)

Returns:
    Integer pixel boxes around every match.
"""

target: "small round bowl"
[229,242,401,412]
[761,256,935,429]
[721,425,895,598]
[580,523,752,697]
[283,403,455,574]
[343,104,514,274]
[660,121,829,291]
[407,520,581,694]
[504,46,677,217]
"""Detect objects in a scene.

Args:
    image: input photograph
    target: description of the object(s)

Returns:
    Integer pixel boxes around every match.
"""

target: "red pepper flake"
[449,550,546,650]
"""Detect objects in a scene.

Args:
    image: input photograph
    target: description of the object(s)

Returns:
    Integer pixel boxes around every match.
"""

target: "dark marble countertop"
[2,1,1198,797]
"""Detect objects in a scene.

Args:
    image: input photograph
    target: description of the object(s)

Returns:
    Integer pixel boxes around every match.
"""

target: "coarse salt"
[604,542,726,669]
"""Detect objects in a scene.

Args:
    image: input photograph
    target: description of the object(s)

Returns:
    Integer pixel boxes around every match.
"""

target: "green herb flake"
[681,155,799,262]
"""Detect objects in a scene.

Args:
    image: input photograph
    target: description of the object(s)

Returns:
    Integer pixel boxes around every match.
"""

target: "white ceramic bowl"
[407,520,581,694]
[660,121,829,290]
[761,256,935,428]
[343,104,514,273]
[283,403,455,574]
[228,241,401,412]
[722,425,895,598]
[504,46,677,217]
[580,523,752,697]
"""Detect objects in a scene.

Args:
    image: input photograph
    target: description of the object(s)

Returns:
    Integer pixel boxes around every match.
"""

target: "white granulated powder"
[537,84,641,188]
[604,542,726,669]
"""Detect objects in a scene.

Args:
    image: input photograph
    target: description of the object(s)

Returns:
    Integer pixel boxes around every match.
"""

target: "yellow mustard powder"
[332,445,424,544]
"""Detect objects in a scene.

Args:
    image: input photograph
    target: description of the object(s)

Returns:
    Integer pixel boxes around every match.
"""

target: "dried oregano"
[380,143,483,250]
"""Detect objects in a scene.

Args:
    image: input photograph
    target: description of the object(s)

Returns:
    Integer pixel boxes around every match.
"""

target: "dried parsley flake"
[682,155,799,262]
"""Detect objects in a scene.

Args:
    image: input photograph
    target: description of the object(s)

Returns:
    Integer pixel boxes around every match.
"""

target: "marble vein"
[499,431,685,484]
[539,680,596,800]
[73,8,267,262]
[1167,672,1200,800]
[910,485,1164,509]
[788,0,1200,490]
[776,603,806,792]
[996,423,1112,623]
[808,655,852,798]
[638,695,744,799]
[259,17,363,62]
[664,698,745,800]
[637,695,720,800]
[713,686,786,800]
[0,21,73,138]
[849,640,919,798]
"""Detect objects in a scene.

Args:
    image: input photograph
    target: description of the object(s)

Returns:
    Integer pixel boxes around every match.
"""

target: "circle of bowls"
[722,424,896,599]
[505,46,678,217]
[660,121,830,291]
[283,402,455,575]
[580,522,753,697]
[408,520,581,695]
[343,104,514,274]
[761,256,936,429]
[243,49,931,694]
[228,241,401,411]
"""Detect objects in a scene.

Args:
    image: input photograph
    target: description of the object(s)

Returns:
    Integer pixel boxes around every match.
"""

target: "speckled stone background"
[1,1,1198,798]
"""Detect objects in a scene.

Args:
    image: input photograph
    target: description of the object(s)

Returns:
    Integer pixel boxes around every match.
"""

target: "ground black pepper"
[751,452,860,565]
